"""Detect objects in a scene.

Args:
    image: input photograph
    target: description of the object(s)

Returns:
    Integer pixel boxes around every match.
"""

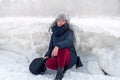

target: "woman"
[44,12,83,80]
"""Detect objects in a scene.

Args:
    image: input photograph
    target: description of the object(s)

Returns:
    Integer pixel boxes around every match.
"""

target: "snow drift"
[0,17,120,80]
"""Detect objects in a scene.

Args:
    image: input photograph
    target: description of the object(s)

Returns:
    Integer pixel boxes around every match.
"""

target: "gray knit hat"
[55,12,70,22]
[49,12,70,31]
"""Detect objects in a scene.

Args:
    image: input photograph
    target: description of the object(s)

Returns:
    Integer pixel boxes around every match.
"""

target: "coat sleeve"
[55,31,74,49]
[44,34,54,57]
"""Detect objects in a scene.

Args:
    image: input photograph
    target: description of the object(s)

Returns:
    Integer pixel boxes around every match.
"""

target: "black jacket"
[45,24,82,69]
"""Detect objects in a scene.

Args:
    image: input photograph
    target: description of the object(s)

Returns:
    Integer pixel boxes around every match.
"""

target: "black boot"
[54,68,64,80]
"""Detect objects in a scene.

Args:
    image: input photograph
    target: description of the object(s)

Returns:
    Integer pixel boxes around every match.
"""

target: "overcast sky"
[0,0,120,17]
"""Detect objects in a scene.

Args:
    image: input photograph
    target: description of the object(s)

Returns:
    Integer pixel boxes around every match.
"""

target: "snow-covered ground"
[0,17,120,80]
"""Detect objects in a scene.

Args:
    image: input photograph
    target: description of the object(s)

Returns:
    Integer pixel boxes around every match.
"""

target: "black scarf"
[52,24,69,37]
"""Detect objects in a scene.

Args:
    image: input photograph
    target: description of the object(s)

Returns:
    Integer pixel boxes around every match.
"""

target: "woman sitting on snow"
[43,12,83,80]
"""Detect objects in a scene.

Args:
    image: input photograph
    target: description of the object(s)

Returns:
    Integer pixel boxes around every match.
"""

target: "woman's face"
[57,19,67,27]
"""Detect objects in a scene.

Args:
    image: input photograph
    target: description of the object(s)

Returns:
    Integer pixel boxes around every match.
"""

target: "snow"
[0,17,120,80]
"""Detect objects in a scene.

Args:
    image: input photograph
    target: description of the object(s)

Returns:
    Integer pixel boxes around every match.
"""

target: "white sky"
[0,0,120,17]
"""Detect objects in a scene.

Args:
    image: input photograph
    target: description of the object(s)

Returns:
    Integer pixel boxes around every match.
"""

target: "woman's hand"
[51,46,59,57]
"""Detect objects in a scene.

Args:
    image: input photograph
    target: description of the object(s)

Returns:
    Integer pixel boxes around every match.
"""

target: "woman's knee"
[58,48,70,56]
[58,48,70,54]
[59,48,69,52]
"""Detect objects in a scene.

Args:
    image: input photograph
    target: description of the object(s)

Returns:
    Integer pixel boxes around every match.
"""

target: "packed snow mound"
[0,17,120,80]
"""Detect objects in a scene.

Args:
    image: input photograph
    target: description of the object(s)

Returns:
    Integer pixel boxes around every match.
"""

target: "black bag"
[29,58,46,75]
